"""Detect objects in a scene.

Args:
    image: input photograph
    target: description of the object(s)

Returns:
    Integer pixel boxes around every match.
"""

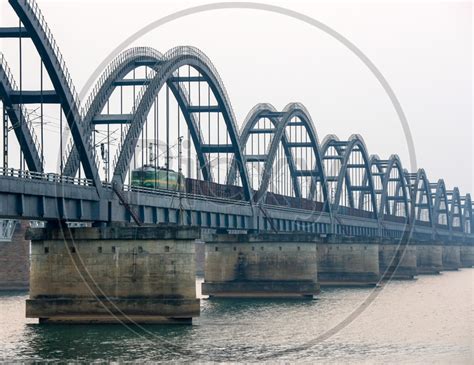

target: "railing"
[0,52,42,165]
[0,167,93,186]
[101,181,250,206]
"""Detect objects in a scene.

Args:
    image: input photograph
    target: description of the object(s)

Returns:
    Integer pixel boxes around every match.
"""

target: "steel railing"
[0,167,93,186]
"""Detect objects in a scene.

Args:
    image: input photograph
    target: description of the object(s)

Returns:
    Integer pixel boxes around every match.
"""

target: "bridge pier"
[460,242,474,268]
[25,225,200,324]
[378,240,417,280]
[416,241,443,274]
[0,220,29,290]
[317,237,379,286]
[442,242,461,271]
[202,233,319,298]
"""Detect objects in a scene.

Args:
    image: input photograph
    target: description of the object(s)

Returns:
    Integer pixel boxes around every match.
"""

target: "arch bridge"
[0,0,472,246]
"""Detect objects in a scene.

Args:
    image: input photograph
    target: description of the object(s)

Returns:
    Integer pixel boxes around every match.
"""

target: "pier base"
[26,225,200,324]
[317,238,379,286]
[416,243,443,274]
[442,244,461,271]
[202,234,319,298]
[460,244,474,268]
[379,241,417,279]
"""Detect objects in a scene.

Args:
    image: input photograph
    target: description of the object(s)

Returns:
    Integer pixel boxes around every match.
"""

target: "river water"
[0,269,472,363]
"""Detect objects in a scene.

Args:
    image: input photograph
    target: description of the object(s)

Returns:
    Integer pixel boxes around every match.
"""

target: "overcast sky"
[1,0,472,194]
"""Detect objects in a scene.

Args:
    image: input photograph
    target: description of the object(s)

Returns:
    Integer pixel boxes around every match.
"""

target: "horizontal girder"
[10,90,59,104]
[92,114,133,124]
[113,78,150,86]
[0,26,29,38]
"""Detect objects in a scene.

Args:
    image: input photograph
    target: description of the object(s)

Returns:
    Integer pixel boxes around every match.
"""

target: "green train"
[131,165,185,191]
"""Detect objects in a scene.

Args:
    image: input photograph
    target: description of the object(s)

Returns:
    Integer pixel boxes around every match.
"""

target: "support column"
[378,239,417,280]
[202,233,319,298]
[195,239,205,276]
[416,241,443,274]
[0,220,29,290]
[26,225,200,324]
[317,237,379,286]
[460,241,474,268]
[442,241,461,271]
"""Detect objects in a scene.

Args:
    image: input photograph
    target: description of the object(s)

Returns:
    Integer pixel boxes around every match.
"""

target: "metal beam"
[249,128,275,134]
[10,90,59,104]
[201,144,234,153]
[0,27,29,38]
[245,154,267,162]
[286,141,313,148]
[113,78,150,86]
[346,163,366,168]
[259,112,285,118]
[323,155,343,160]
[168,76,206,82]
[187,105,221,113]
[92,114,133,125]
[294,170,318,177]
[135,59,162,67]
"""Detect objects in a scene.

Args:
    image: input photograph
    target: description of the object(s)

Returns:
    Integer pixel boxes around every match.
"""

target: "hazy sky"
[1,0,472,193]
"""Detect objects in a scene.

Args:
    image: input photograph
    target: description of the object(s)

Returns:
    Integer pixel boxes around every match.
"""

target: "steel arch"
[63,47,213,182]
[364,154,409,221]
[0,53,43,172]
[321,134,378,218]
[228,102,328,206]
[461,194,472,234]
[404,168,434,227]
[226,103,301,198]
[446,187,464,231]
[10,0,102,193]
[110,46,252,201]
[250,103,328,205]
[430,179,451,230]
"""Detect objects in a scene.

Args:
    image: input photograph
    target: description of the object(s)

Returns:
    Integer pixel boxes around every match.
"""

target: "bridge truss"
[0,0,472,243]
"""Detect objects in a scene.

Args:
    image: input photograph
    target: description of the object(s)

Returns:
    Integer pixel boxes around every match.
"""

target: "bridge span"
[0,0,472,323]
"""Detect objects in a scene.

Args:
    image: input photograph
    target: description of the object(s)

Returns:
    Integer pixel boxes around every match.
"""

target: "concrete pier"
[379,240,417,280]
[26,225,200,324]
[317,237,379,286]
[202,233,319,298]
[0,220,30,291]
[416,242,443,274]
[460,242,474,268]
[442,243,461,271]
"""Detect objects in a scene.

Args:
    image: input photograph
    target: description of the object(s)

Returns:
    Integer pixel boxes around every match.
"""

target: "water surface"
[0,270,472,363]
